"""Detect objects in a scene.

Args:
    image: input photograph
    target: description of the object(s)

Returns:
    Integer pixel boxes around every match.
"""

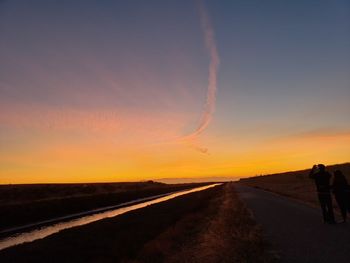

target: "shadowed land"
[0,182,208,232]
[3,164,349,262]
[0,183,274,263]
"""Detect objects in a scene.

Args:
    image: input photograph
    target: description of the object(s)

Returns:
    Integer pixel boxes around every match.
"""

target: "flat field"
[0,181,207,231]
[0,183,274,263]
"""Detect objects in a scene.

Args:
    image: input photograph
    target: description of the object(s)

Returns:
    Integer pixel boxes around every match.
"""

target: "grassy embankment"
[0,182,207,231]
[239,163,350,207]
[0,183,275,263]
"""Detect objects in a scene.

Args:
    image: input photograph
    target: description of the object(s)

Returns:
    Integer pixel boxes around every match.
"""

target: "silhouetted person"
[309,164,335,224]
[332,170,350,223]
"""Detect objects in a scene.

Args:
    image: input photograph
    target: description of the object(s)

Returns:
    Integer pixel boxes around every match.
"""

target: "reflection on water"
[0,183,221,251]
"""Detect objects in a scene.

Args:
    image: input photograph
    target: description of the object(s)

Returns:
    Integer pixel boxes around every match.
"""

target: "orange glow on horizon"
[1,112,349,184]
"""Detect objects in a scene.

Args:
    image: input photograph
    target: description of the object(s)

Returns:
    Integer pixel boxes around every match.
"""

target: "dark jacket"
[332,175,350,194]
[309,170,332,193]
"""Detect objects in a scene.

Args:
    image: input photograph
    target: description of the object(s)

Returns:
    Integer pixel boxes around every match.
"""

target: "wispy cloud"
[179,0,220,153]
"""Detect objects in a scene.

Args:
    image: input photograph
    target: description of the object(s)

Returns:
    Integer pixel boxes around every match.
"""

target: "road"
[235,184,350,263]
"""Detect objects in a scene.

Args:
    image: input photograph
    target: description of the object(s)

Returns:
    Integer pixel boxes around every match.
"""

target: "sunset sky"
[1,0,349,184]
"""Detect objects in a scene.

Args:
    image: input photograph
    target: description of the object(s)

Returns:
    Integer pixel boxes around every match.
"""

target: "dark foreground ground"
[236,184,350,263]
[0,183,274,263]
[0,181,207,231]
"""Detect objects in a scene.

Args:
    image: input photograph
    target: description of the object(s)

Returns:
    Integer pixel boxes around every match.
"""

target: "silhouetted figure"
[309,164,335,224]
[332,170,350,222]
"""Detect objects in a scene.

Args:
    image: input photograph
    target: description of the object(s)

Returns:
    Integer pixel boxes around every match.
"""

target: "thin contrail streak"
[180,1,219,152]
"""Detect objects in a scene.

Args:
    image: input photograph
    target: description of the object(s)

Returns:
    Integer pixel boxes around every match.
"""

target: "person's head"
[317,164,326,172]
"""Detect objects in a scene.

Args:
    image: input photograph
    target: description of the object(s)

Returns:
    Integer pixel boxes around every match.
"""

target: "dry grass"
[0,184,223,263]
[187,186,268,263]
[0,182,207,231]
[240,163,350,208]
[130,183,275,263]
[0,182,206,205]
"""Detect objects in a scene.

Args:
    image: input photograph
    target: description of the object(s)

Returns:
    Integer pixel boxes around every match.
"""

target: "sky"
[1,0,349,184]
